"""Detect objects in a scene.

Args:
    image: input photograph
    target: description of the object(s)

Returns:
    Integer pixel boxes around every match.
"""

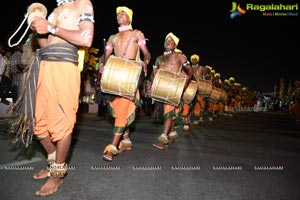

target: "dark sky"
[1,0,299,92]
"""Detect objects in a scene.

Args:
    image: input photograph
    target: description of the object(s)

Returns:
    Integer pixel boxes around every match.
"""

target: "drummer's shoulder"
[108,34,118,41]
[132,29,147,37]
[75,0,94,7]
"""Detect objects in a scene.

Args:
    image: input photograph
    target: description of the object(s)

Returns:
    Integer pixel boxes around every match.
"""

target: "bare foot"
[32,169,49,180]
[35,177,64,196]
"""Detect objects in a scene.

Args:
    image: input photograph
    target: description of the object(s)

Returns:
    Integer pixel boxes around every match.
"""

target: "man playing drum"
[189,54,210,127]
[213,73,226,116]
[181,54,201,133]
[152,32,192,150]
[206,66,218,122]
[99,6,151,161]
[211,72,224,118]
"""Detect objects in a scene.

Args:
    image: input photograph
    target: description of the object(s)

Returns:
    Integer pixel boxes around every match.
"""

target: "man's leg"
[103,133,122,161]
[32,136,56,180]
[35,134,72,196]
[153,117,172,150]
[118,128,132,152]
[168,120,179,143]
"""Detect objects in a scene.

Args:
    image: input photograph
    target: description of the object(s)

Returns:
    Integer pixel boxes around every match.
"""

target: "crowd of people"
[0,1,299,197]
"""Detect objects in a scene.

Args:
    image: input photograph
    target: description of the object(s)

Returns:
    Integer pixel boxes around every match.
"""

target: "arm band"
[182,61,190,67]
[78,13,95,25]
[105,43,113,51]
[138,38,148,46]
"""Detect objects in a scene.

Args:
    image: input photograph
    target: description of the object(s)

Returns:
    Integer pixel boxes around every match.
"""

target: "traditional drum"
[219,88,228,103]
[183,80,198,104]
[151,69,186,106]
[101,56,143,100]
[208,87,221,103]
[197,79,212,97]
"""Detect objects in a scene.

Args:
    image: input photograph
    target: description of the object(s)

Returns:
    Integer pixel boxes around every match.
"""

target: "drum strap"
[120,30,136,59]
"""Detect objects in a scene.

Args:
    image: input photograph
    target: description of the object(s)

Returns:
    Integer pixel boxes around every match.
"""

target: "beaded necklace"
[118,25,132,32]
[163,50,174,55]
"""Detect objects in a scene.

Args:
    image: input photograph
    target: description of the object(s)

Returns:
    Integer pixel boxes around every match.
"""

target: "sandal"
[153,134,168,150]
[168,131,179,144]
[118,139,132,153]
[103,144,118,162]
[103,152,113,162]
[152,141,167,150]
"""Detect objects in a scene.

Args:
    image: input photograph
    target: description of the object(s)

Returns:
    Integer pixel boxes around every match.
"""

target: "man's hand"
[98,63,104,74]
[30,17,50,34]
[143,60,149,77]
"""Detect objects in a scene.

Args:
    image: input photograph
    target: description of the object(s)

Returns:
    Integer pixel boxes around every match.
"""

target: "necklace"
[57,0,75,6]
[164,50,173,55]
[118,25,132,32]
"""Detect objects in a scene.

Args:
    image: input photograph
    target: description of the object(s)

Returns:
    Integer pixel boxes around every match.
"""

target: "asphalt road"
[0,106,300,200]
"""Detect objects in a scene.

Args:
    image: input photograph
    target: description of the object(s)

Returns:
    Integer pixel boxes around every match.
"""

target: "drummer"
[181,54,201,133]
[189,54,209,127]
[152,32,192,150]
[99,6,151,161]
[212,72,224,118]
[206,66,216,122]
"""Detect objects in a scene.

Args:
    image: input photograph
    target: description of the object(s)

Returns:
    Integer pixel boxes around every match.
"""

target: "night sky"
[1,0,299,92]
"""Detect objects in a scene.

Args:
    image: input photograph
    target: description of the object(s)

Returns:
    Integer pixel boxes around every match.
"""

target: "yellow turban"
[214,73,220,77]
[174,48,182,53]
[211,69,215,74]
[229,77,235,82]
[191,54,199,62]
[205,65,212,71]
[165,32,179,47]
[116,6,133,24]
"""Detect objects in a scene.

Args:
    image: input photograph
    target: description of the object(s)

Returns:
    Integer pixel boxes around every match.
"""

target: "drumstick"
[103,38,106,65]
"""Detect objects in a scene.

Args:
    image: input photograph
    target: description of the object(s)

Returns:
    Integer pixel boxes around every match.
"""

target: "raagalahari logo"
[230,2,246,19]
[230,2,298,18]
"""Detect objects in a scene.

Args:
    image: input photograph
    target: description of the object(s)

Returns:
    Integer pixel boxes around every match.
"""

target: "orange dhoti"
[182,102,192,125]
[193,95,206,117]
[218,102,225,113]
[109,95,137,133]
[164,103,179,120]
[34,61,80,142]
[182,103,190,117]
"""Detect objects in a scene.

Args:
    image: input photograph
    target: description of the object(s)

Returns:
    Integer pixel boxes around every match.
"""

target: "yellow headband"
[214,73,220,77]
[229,77,235,82]
[116,6,133,24]
[165,32,179,46]
[191,54,199,62]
